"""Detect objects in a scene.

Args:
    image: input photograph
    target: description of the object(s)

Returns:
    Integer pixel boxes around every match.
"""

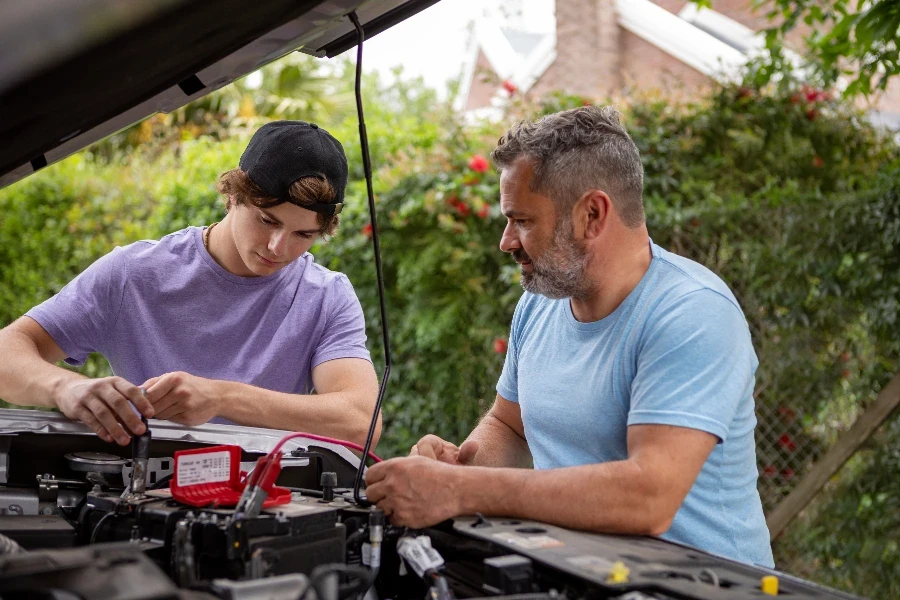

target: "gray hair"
[491,106,645,228]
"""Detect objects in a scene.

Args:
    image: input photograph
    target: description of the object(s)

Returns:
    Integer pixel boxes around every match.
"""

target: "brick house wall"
[467,0,900,120]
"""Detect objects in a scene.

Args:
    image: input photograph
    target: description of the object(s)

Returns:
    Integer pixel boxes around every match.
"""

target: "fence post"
[767,371,900,540]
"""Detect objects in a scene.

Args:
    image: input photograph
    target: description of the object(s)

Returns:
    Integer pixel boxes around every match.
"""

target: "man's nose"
[499,222,520,253]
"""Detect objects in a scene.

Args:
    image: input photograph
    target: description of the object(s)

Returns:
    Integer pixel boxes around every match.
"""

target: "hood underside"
[0,0,437,190]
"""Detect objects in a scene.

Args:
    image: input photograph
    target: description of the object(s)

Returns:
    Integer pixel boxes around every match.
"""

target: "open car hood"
[0,0,437,190]
[0,407,361,469]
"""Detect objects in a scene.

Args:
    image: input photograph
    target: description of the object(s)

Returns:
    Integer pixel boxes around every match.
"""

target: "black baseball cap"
[239,120,348,216]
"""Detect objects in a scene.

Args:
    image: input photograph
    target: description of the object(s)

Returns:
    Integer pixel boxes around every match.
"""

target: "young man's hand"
[365,456,466,528]
[410,434,479,465]
[56,377,154,445]
[142,371,218,426]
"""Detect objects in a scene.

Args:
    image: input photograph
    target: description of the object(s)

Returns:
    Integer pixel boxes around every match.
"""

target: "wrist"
[453,465,486,516]
[47,370,83,409]
[213,379,239,420]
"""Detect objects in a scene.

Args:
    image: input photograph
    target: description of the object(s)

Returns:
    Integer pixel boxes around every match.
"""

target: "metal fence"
[664,229,890,595]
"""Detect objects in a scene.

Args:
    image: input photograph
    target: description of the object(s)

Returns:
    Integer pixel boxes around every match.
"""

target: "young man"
[0,121,379,448]
[365,106,774,567]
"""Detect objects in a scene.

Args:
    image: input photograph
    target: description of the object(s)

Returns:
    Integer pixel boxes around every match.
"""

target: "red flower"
[777,433,796,452]
[444,194,459,207]
[477,205,490,219]
[811,155,824,168]
[763,464,778,478]
[781,468,795,480]
[806,108,818,121]
[805,88,821,103]
[361,223,373,238]
[737,86,753,98]
[493,338,508,354]
[501,79,517,95]
[468,154,490,173]
[777,406,796,423]
[454,202,471,217]
[789,93,802,105]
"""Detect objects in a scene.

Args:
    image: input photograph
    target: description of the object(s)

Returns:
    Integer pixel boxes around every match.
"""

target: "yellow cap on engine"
[761,575,779,595]
[607,561,630,584]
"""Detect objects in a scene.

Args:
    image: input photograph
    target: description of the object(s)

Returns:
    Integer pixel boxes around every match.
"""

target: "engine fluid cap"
[761,575,779,595]
[65,451,127,473]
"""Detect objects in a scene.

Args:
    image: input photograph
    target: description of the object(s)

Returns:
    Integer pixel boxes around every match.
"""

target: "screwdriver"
[130,389,152,497]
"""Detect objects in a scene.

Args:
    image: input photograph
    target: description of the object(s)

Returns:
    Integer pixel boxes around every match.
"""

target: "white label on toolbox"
[176,450,231,487]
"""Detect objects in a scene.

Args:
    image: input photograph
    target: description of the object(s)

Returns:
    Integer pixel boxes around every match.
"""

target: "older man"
[366,106,773,567]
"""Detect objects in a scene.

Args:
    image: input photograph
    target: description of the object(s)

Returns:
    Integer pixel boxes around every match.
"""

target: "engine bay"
[0,409,860,600]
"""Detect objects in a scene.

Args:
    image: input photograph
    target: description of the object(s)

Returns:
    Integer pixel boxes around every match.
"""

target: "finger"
[365,461,389,485]
[141,375,161,390]
[415,439,439,460]
[155,403,183,421]
[78,411,115,444]
[112,378,154,419]
[144,373,179,404]
[457,440,480,465]
[86,398,131,445]
[100,385,146,436]
[409,444,419,457]
[365,481,387,504]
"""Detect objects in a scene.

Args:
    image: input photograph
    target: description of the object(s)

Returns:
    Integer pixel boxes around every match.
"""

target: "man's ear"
[574,190,611,240]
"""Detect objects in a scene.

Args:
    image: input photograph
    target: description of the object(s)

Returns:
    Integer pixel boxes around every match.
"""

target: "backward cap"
[239,120,349,215]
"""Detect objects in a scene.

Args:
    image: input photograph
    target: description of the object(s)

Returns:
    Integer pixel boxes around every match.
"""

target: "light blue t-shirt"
[497,240,774,567]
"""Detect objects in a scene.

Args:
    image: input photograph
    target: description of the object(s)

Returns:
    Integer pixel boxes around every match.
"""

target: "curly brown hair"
[216,168,340,236]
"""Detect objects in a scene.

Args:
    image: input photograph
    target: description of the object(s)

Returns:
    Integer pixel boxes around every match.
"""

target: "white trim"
[454,22,481,113]
[511,29,557,93]
[475,17,519,78]
[616,0,748,83]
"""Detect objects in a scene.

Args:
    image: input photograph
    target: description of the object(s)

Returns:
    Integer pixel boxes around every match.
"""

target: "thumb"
[456,440,479,465]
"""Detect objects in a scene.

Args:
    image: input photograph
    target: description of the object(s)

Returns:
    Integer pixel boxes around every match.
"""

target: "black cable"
[89,511,116,544]
[301,563,375,600]
[347,10,392,507]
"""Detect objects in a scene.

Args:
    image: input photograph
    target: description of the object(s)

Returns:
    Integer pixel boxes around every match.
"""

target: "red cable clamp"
[170,445,291,509]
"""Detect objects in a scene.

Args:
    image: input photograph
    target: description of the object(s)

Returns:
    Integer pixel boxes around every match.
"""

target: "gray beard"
[520,222,593,300]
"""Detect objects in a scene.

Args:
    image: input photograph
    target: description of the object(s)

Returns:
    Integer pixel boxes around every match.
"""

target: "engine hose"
[0,531,24,554]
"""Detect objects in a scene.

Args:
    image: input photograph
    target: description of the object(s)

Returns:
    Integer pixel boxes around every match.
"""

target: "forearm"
[464,413,531,468]
[456,461,673,535]
[216,380,380,448]
[0,329,84,409]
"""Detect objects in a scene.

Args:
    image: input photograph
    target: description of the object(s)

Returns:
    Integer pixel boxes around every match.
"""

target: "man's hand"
[143,371,218,426]
[365,457,466,528]
[56,377,154,445]
[410,434,479,465]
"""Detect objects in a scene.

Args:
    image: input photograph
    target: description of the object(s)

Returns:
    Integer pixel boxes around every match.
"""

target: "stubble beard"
[516,219,594,300]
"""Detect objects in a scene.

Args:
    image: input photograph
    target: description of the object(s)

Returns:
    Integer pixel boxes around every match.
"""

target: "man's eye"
[259,217,277,226]
[296,232,313,239]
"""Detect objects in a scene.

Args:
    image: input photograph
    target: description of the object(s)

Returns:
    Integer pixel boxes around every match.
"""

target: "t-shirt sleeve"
[496,296,526,403]
[627,289,757,442]
[311,275,372,367]
[25,248,127,366]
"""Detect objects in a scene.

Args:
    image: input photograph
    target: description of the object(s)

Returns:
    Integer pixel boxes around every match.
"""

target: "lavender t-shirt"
[26,227,371,424]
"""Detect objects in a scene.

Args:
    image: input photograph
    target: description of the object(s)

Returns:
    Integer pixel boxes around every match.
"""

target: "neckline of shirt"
[192,226,306,286]
[562,238,659,332]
